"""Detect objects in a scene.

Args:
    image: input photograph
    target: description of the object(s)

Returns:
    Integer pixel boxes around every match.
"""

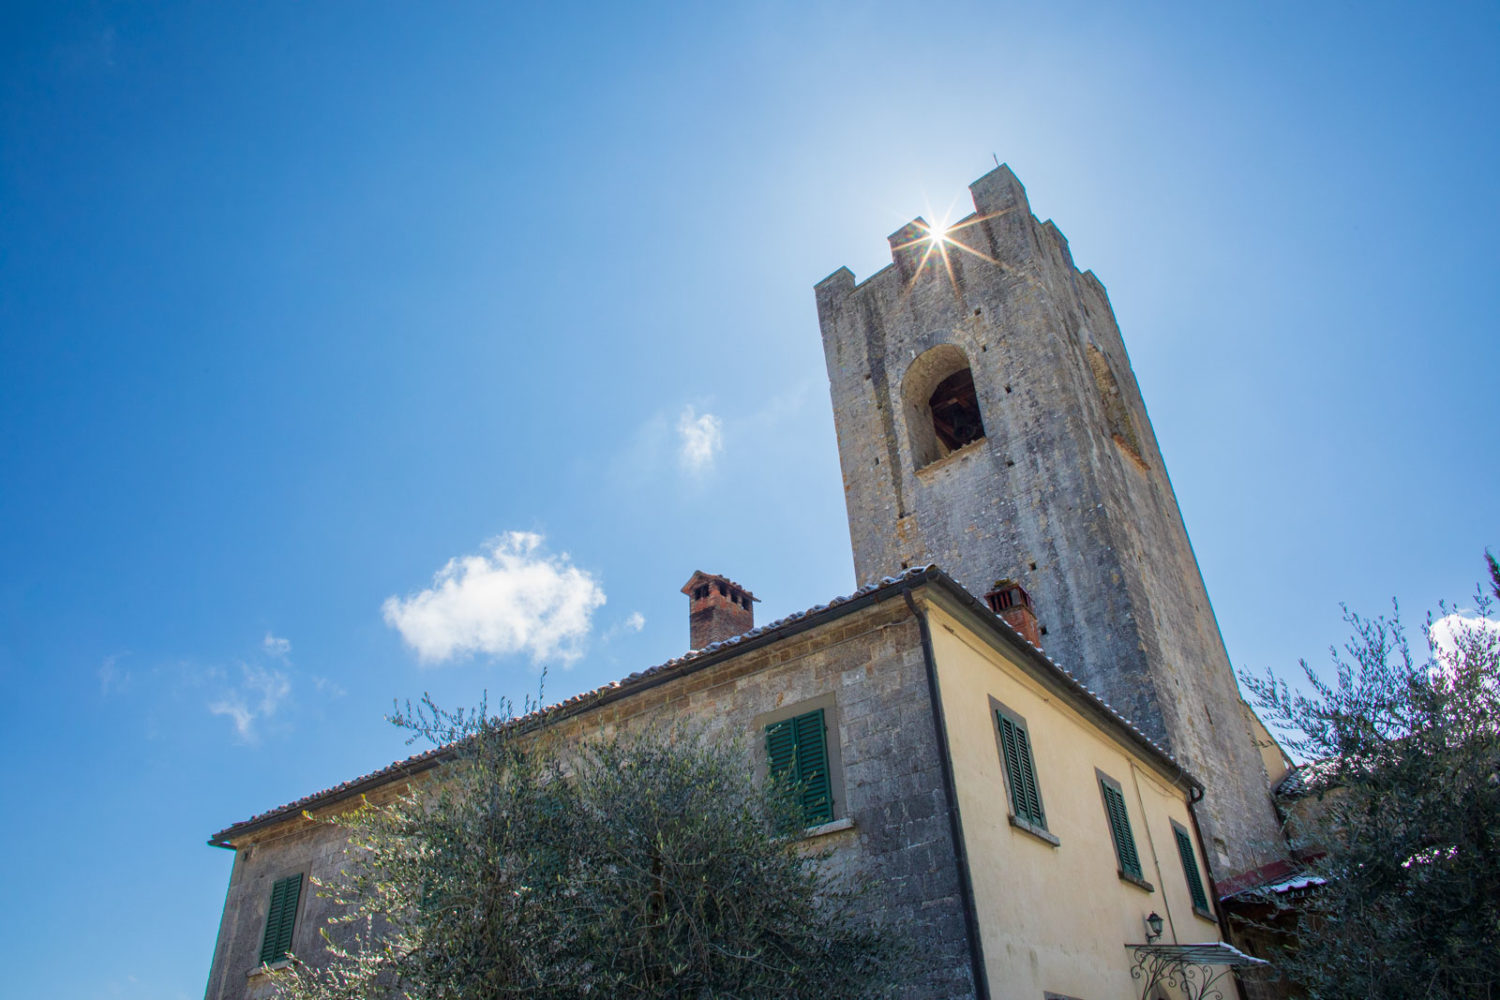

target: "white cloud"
[1429,611,1500,666]
[624,611,646,632]
[209,661,292,742]
[263,632,291,658]
[677,406,723,474]
[382,531,606,667]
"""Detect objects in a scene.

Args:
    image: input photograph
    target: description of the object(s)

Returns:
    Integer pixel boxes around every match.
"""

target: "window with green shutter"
[259,873,303,965]
[765,708,833,826]
[1172,823,1213,916]
[995,707,1046,830]
[1097,773,1145,882]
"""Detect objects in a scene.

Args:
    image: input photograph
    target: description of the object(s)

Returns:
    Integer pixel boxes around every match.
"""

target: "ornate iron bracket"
[1128,942,1266,1000]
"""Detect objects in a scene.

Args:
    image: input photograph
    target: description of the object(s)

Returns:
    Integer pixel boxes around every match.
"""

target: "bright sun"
[891,208,1004,291]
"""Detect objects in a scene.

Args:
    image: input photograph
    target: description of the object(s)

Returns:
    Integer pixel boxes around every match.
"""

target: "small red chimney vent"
[985,579,1041,648]
[680,571,758,650]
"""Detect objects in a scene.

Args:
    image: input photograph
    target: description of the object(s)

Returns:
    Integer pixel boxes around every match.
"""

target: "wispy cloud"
[603,411,670,491]
[310,674,347,698]
[741,381,813,433]
[382,531,606,667]
[602,610,647,642]
[97,628,331,745]
[99,653,131,696]
[209,661,292,742]
[677,406,723,474]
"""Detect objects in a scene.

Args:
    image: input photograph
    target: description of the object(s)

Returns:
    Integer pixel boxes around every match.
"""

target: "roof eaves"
[209,567,936,845]
[916,570,1199,791]
[210,565,1199,843]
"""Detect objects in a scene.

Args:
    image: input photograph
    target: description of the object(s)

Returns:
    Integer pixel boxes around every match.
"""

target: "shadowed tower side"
[814,164,1283,881]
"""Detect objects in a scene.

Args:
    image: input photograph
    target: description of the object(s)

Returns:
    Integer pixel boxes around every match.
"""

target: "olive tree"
[1241,568,1500,999]
[273,698,899,1000]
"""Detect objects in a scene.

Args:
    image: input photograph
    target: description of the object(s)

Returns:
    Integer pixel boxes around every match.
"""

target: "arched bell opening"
[902,344,987,469]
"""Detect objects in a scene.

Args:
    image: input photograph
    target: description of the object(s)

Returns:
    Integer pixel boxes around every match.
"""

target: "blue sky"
[2,2,1496,996]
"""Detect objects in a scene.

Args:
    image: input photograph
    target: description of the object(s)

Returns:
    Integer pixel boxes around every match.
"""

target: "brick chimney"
[681,571,758,650]
[985,579,1041,648]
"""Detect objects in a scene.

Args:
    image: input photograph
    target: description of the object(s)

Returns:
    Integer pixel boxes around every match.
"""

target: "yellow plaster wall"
[925,602,1223,1000]
[1243,702,1291,788]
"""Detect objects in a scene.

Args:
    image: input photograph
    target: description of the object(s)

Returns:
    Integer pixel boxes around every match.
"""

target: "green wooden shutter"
[259,873,303,965]
[1174,826,1211,913]
[792,709,832,824]
[1101,781,1143,879]
[766,718,798,779]
[996,710,1045,829]
[765,708,833,826]
[1015,726,1043,826]
[997,713,1023,813]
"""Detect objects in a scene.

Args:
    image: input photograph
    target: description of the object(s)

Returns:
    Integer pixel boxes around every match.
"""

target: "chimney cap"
[680,570,759,602]
[985,578,1035,613]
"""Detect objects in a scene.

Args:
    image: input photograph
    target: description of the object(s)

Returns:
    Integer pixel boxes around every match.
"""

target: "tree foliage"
[272,698,900,1000]
[1241,578,1500,1000]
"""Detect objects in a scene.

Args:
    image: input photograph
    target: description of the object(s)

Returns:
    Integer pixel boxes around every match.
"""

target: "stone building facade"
[815,164,1284,881]
[205,570,1230,1000]
[204,167,1283,999]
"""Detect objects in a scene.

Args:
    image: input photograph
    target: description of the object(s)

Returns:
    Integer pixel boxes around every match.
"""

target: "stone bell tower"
[814,164,1282,880]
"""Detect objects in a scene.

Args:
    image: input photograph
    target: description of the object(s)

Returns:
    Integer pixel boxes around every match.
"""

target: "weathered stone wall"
[815,165,1284,879]
[205,598,977,1000]
[205,807,393,1000]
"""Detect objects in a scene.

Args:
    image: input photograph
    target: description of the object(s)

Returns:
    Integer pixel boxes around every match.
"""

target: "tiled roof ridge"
[209,565,1193,844]
[209,568,927,843]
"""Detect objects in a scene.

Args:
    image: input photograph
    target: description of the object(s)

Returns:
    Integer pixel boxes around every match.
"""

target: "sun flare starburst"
[891,209,1009,293]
